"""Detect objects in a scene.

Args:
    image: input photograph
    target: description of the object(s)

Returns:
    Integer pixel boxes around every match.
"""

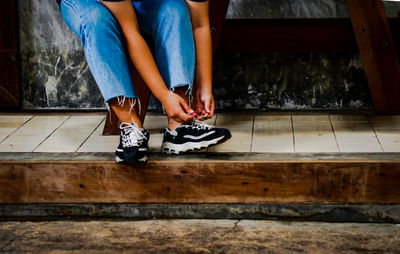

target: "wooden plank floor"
[0,112,399,153]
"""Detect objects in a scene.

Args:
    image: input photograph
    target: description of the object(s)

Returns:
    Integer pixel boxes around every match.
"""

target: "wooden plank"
[330,116,383,153]
[208,114,253,152]
[78,119,119,152]
[218,18,400,53]
[1,152,400,162]
[0,115,33,143]
[0,157,399,204]
[292,115,338,153]
[0,116,70,152]
[0,0,19,108]
[34,115,105,152]
[346,0,400,114]
[369,115,400,152]
[252,115,294,153]
[209,0,230,57]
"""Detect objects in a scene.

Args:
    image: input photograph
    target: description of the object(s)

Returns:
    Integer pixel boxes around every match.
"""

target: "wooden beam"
[1,153,399,204]
[218,18,400,53]
[209,0,230,57]
[346,0,400,114]
[0,0,19,109]
[219,19,358,53]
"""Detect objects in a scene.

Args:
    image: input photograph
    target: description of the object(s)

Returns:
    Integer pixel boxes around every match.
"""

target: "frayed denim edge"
[105,96,141,125]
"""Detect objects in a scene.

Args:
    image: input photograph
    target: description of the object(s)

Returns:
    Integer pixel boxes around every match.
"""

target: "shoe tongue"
[173,122,194,132]
[121,122,144,131]
[177,122,191,129]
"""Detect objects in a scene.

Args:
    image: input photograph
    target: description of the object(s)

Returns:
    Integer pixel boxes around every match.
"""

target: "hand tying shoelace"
[188,120,213,130]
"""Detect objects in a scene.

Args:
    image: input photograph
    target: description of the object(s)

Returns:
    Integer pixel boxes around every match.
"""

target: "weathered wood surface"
[346,0,400,114]
[0,153,399,204]
[1,152,399,162]
[209,0,231,58]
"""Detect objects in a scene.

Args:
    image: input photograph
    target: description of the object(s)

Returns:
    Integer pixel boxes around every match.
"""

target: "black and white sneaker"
[115,122,149,164]
[161,121,231,154]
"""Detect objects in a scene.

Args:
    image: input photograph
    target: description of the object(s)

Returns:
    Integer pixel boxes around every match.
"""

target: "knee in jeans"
[81,6,120,41]
[158,0,191,24]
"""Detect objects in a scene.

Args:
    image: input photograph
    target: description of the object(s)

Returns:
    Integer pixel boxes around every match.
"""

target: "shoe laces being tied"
[119,122,147,147]
[189,120,213,130]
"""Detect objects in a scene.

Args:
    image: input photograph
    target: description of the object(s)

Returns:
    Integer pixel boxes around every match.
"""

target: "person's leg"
[61,0,149,164]
[133,0,231,154]
[60,0,143,127]
[132,0,196,129]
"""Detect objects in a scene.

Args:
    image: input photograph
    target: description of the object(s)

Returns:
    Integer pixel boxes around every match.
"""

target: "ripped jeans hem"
[105,95,141,125]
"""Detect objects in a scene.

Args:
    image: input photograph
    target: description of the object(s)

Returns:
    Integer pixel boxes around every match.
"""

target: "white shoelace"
[188,120,213,130]
[120,122,147,148]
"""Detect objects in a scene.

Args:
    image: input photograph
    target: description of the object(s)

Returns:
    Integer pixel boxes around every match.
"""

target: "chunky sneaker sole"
[115,155,148,164]
[161,133,230,154]
[115,147,149,164]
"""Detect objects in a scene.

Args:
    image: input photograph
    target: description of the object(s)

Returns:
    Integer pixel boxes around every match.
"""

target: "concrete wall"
[18,0,400,110]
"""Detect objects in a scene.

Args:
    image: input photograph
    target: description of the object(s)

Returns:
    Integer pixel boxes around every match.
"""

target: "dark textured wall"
[18,0,400,110]
[211,53,371,110]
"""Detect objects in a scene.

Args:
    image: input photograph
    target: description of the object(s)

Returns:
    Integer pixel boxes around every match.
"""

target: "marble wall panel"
[226,0,399,19]
[19,0,104,109]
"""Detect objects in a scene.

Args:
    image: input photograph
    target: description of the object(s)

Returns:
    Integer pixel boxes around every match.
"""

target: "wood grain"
[1,159,399,204]
[209,0,231,58]
[346,0,400,114]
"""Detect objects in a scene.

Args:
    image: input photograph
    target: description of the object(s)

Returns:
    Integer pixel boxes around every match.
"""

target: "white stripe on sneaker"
[162,135,225,153]
[183,130,215,140]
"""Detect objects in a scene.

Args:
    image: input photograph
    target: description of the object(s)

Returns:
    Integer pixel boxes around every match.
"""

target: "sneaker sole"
[161,134,230,155]
[115,155,148,164]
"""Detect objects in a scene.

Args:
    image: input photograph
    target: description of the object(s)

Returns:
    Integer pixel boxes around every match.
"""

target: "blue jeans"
[60,0,196,105]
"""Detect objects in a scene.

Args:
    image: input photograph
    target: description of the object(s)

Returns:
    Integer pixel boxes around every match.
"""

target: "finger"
[196,114,205,121]
[195,104,203,115]
[204,99,211,114]
[207,100,215,119]
[179,112,194,122]
[179,98,194,115]
[194,99,203,114]
[172,117,184,123]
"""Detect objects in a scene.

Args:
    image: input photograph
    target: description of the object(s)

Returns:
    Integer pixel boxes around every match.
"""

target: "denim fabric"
[60,0,195,103]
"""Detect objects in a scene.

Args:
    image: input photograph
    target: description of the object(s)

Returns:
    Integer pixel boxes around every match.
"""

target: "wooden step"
[1,152,399,204]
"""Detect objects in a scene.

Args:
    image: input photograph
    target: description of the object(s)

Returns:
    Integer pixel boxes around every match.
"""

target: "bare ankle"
[109,97,143,128]
[168,119,183,131]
